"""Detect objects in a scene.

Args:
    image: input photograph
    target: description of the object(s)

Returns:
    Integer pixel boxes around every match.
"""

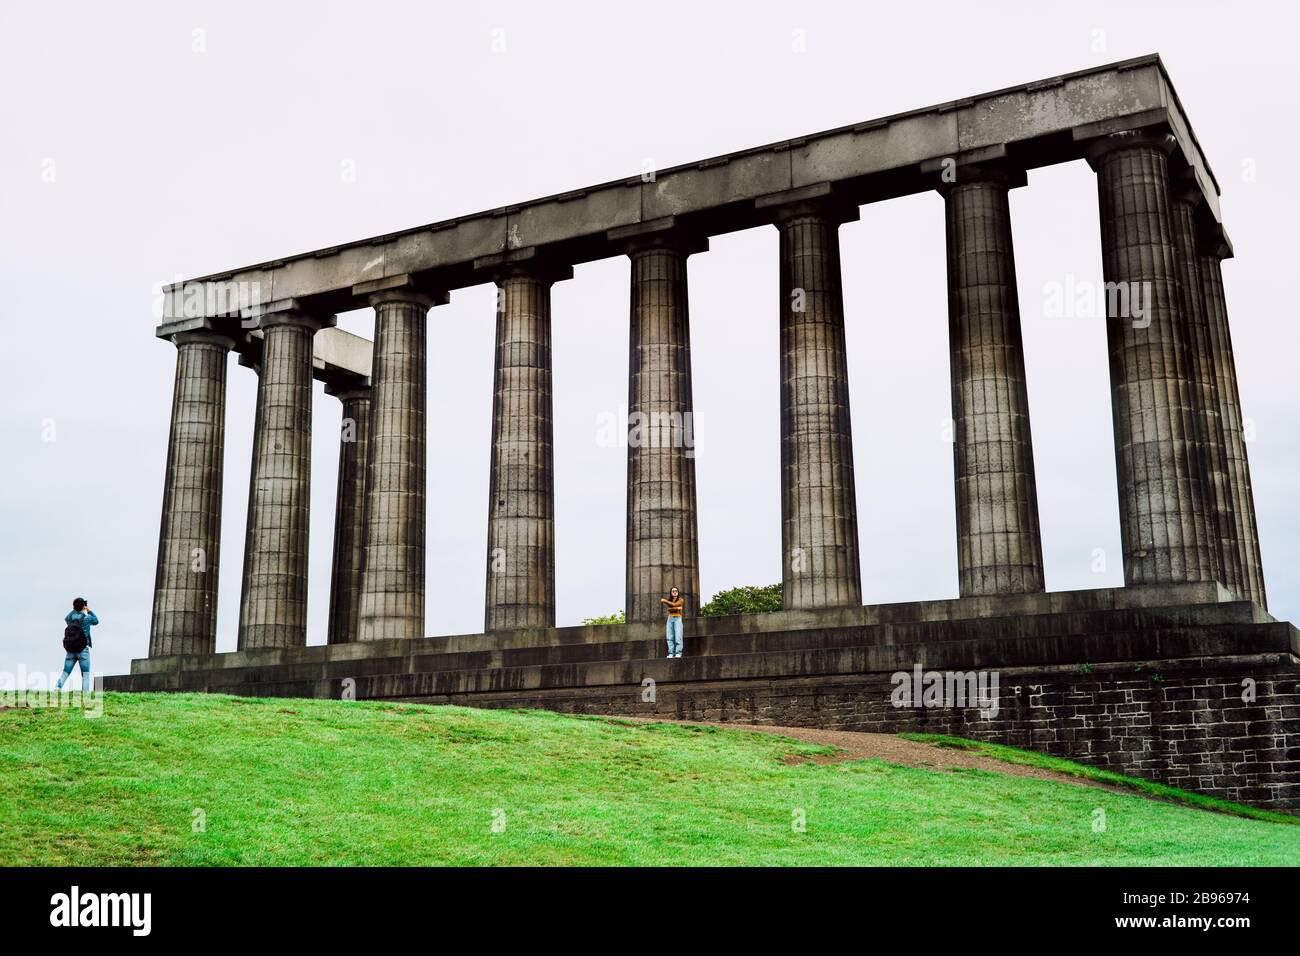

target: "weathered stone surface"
[775,199,861,609]
[1199,249,1268,609]
[123,601,1281,688]
[238,309,330,650]
[1089,132,1216,587]
[356,284,435,641]
[625,238,701,620]
[313,327,372,381]
[326,384,370,644]
[485,267,562,631]
[124,581,1249,674]
[150,329,234,657]
[942,169,1044,596]
[159,57,1221,326]
[1169,184,1232,592]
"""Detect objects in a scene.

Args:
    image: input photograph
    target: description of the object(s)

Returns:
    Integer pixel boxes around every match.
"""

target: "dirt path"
[612,717,1115,792]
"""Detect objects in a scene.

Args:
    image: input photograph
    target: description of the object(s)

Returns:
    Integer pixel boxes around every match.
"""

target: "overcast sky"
[1,0,1296,681]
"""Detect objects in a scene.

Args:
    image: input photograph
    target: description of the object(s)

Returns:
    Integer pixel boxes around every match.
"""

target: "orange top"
[660,596,684,618]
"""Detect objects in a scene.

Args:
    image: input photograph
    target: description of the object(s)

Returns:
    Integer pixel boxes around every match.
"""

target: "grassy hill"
[1,692,1297,866]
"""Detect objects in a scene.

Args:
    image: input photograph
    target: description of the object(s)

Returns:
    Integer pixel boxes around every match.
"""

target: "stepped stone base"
[106,583,1300,812]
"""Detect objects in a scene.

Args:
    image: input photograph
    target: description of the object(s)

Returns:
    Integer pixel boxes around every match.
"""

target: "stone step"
[107,611,1297,701]
[352,621,1300,701]
[127,581,1252,677]
[114,600,1262,690]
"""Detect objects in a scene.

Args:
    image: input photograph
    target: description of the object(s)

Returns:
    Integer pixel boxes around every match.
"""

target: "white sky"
[1,0,1296,680]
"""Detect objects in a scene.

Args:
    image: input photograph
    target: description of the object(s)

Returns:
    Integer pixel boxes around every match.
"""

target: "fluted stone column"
[1168,179,1231,591]
[774,199,862,609]
[326,382,370,644]
[1199,243,1268,608]
[237,305,331,650]
[941,168,1045,596]
[234,348,263,650]
[150,328,235,657]
[485,264,569,631]
[1087,131,1216,586]
[354,276,440,642]
[625,236,703,620]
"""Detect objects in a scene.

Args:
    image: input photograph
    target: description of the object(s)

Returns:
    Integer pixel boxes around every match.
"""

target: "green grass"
[1,693,1296,866]
[900,733,1300,826]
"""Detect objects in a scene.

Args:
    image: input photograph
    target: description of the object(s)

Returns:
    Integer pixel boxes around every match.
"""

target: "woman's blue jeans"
[57,648,91,692]
[665,617,683,657]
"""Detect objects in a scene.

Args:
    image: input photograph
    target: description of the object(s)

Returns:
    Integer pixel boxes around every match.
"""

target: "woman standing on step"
[660,587,685,659]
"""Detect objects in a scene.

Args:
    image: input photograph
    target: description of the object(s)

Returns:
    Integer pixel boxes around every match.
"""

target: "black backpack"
[62,621,87,654]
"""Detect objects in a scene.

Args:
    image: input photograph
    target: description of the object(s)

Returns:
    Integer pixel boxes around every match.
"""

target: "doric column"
[353,275,443,642]
[625,233,704,621]
[1087,131,1216,586]
[941,167,1045,596]
[772,196,862,609]
[1199,240,1268,608]
[150,328,235,657]
[325,381,371,644]
[484,261,570,631]
[1167,176,1231,591]
[237,302,333,650]
[235,348,263,649]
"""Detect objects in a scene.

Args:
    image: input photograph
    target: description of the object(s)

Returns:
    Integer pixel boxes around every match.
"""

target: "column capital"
[625,234,709,257]
[935,163,1027,196]
[474,247,574,285]
[1168,168,1205,208]
[351,274,449,310]
[608,217,709,257]
[757,182,859,226]
[1176,170,1234,259]
[1084,129,1178,170]
[243,297,336,332]
[324,379,371,403]
[1197,226,1234,261]
[171,328,237,351]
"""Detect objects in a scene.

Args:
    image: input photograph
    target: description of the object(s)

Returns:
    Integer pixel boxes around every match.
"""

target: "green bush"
[582,610,625,626]
[700,584,783,617]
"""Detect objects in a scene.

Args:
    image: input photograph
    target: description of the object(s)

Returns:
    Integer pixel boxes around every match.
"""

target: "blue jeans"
[57,648,91,692]
[665,617,683,657]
